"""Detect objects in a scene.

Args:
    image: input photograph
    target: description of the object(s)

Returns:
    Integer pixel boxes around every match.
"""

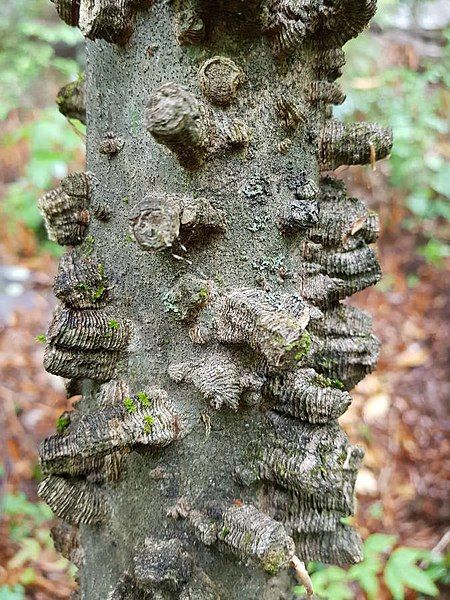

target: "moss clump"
[137,392,151,407]
[312,373,344,390]
[75,277,107,303]
[218,526,230,540]
[262,549,286,575]
[56,75,86,124]
[108,319,119,331]
[143,415,155,434]
[92,284,106,301]
[35,334,47,344]
[83,235,95,257]
[290,331,312,361]
[56,415,70,433]
[197,288,209,301]
[123,397,136,414]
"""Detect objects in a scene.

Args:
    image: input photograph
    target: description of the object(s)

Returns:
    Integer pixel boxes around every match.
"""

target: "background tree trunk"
[38,1,392,598]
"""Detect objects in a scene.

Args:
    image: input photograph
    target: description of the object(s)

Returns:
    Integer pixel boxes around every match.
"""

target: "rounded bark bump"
[264,367,352,423]
[198,56,245,106]
[146,82,249,170]
[169,352,263,410]
[319,120,393,170]
[38,172,92,246]
[53,250,110,310]
[38,475,110,525]
[52,0,81,26]
[173,0,205,46]
[264,0,377,57]
[57,75,86,124]
[134,538,193,594]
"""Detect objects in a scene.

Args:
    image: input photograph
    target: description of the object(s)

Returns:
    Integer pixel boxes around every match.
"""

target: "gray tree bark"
[39,1,392,598]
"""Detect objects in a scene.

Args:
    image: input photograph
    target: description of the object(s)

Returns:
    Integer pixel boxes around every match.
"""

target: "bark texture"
[40,1,392,598]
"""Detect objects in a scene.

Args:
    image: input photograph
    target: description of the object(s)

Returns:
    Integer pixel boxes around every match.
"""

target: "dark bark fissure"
[39,1,392,598]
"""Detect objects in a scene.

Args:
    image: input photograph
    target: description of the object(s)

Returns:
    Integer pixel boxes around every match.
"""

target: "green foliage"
[1,491,53,527]
[143,415,155,433]
[384,547,439,599]
[56,414,70,433]
[0,0,85,253]
[82,235,95,257]
[0,487,75,597]
[312,374,345,390]
[0,585,25,600]
[162,291,181,316]
[137,392,152,407]
[349,534,398,599]
[123,396,137,414]
[92,284,106,301]
[2,107,85,254]
[0,0,82,119]
[293,533,448,599]
[336,13,450,263]
[418,238,450,267]
[293,332,312,361]
[0,491,53,594]
[35,333,46,343]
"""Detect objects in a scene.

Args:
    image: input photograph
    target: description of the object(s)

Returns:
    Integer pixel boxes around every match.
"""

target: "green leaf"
[425,553,450,585]
[19,567,36,585]
[364,533,397,556]
[143,415,155,433]
[400,565,439,596]
[137,392,151,407]
[320,566,348,582]
[0,584,26,600]
[406,193,431,218]
[324,582,353,600]
[356,570,379,600]
[418,239,450,267]
[123,397,137,414]
[384,546,441,599]
[390,547,422,565]
[308,567,351,599]
[8,538,41,568]
[384,560,405,600]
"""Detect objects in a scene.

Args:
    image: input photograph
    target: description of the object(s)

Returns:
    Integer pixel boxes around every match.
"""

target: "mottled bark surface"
[39,1,392,598]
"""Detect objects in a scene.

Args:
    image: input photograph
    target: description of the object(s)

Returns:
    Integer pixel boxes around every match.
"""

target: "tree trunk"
[39,1,392,598]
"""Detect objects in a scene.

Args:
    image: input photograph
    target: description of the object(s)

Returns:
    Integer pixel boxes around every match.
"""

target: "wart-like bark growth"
[57,75,86,124]
[39,1,392,598]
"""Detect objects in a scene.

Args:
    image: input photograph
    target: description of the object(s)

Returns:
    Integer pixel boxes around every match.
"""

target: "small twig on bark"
[291,555,314,597]
[369,141,377,171]
[67,118,86,141]
[419,530,450,568]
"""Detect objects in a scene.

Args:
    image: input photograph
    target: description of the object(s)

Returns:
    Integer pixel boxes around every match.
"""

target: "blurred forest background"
[0,0,448,598]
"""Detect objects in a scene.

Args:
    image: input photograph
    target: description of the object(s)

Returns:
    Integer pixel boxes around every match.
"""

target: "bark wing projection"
[39,1,391,598]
